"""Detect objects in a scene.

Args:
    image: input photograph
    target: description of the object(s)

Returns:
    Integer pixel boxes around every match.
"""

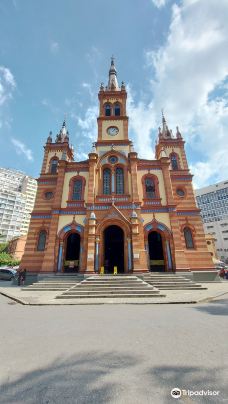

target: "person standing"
[21,268,27,286]
[18,268,23,286]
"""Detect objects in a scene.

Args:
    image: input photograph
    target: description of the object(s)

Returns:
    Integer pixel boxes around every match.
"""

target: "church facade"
[21,59,214,274]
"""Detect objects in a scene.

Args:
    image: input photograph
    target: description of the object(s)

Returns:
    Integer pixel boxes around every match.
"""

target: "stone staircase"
[56,275,166,299]
[142,273,207,290]
[22,275,83,291]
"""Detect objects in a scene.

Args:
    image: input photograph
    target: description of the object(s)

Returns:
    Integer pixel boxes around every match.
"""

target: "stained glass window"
[72,180,82,200]
[145,177,156,198]
[116,167,124,194]
[103,168,111,194]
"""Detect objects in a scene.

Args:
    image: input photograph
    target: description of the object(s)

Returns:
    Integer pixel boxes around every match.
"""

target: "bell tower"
[155,112,188,171]
[96,58,130,147]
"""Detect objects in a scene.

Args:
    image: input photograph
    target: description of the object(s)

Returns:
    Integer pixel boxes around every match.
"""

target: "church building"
[21,59,214,275]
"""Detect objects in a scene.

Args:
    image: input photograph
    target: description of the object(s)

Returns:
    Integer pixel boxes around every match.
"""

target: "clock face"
[107,126,119,136]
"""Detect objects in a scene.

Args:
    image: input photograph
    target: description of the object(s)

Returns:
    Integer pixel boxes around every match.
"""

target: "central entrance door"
[148,231,165,272]
[104,225,124,273]
[64,233,80,272]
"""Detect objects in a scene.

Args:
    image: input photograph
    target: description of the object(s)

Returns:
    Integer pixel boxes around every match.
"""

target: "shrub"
[0,252,20,267]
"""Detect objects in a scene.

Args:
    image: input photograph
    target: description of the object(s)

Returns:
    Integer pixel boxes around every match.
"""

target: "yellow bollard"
[100,266,104,275]
[113,266,118,275]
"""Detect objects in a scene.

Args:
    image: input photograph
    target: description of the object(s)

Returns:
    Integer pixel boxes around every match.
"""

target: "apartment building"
[195,180,228,262]
[0,168,37,242]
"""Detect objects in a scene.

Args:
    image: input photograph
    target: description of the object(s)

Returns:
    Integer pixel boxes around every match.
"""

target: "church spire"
[107,56,119,90]
[160,109,171,139]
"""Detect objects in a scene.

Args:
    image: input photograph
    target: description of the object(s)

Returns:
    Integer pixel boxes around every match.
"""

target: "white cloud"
[50,41,59,54]
[82,82,94,99]
[151,0,167,8]
[74,104,98,160]
[11,138,33,161]
[145,0,228,187]
[0,66,16,130]
[127,86,155,159]
[0,66,16,106]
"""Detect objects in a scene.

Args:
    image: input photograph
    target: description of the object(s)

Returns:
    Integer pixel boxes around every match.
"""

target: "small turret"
[176,126,182,139]
[47,131,52,143]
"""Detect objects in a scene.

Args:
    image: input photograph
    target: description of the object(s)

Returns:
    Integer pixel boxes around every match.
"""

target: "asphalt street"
[0,293,228,404]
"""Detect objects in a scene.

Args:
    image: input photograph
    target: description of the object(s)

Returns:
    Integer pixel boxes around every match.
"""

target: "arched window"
[184,227,194,249]
[72,180,82,200]
[170,153,179,170]
[145,177,156,198]
[114,103,121,116]
[116,167,124,194]
[37,230,47,251]
[103,168,111,194]
[105,104,111,117]
[50,158,58,174]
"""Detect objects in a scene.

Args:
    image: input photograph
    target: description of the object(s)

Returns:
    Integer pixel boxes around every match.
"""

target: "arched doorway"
[64,232,81,272]
[148,231,165,272]
[104,225,124,273]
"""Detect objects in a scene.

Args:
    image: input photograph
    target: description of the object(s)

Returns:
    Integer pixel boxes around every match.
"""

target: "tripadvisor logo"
[171,388,220,399]
[171,388,181,398]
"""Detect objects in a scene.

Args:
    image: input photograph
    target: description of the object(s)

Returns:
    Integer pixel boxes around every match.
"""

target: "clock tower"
[96,58,131,154]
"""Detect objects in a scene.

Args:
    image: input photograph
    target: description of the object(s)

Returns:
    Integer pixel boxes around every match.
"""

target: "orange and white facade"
[21,59,214,274]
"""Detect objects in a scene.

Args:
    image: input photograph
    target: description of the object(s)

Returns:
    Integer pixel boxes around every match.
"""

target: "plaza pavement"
[1,280,228,305]
[0,293,228,404]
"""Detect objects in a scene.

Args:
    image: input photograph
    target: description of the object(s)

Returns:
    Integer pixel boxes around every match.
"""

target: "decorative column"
[95,236,100,273]
[57,242,63,272]
[87,152,98,203]
[127,237,132,272]
[111,169,115,193]
[86,212,97,273]
[166,240,173,272]
[129,150,139,203]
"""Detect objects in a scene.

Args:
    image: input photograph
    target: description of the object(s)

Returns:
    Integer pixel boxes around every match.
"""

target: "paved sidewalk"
[1,281,228,305]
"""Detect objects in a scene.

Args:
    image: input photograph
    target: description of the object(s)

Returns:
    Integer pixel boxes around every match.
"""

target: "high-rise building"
[21,58,214,274]
[195,180,228,262]
[0,168,37,242]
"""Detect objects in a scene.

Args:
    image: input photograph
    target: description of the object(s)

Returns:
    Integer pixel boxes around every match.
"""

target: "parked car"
[0,268,18,281]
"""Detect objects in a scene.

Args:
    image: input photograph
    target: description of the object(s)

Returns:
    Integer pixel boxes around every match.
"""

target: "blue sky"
[0,0,228,188]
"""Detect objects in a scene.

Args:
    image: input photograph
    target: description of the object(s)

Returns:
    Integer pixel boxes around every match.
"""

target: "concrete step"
[73,286,155,291]
[153,286,207,290]
[143,276,191,280]
[57,292,164,299]
[31,283,77,286]
[78,282,144,286]
[55,275,166,299]
[146,282,198,286]
[63,290,160,295]
[22,288,71,291]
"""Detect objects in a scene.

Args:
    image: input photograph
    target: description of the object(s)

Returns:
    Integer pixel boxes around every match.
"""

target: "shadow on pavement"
[146,365,227,403]
[195,299,228,316]
[0,351,138,404]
